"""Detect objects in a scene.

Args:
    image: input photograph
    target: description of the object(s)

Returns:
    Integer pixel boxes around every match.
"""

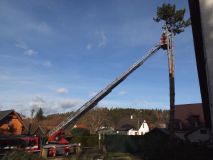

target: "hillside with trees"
[32,107,169,134]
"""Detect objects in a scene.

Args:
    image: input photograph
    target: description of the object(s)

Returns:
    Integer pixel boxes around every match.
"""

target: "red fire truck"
[1,33,166,158]
[0,135,40,153]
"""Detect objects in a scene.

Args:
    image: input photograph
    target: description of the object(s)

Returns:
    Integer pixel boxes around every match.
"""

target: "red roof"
[174,103,204,124]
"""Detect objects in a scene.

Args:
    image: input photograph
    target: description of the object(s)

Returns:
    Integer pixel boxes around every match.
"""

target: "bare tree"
[77,108,110,133]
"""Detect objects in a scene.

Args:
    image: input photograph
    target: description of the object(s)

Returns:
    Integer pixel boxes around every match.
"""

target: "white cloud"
[33,96,46,103]
[27,22,51,34]
[56,88,69,94]
[15,42,38,56]
[43,60,52,67]
[15,42,28,50]
[30,96,46,107]
[24,49,38,56]
[130,99,164,108]
[36,23,50,33]
[86,43,92,50]
[98,32,107,48]
[28,96,83,115]
[59,99,80,110]
[118,90,127,95]
[86,32,107,50]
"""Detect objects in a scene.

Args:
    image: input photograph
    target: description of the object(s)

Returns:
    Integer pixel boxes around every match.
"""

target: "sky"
[0,0,201,116]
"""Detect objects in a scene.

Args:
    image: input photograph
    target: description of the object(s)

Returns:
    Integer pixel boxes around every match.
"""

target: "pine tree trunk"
[170,33,175,139]
[166,31,175,139]
[169,74,175,138]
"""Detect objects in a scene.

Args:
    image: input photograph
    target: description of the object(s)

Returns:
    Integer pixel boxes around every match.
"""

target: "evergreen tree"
[35,108,44,121]
[154,3,191,34]
[153,3,190,137]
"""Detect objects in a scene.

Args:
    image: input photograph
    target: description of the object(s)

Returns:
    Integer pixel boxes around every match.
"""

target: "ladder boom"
[48,44,161,137]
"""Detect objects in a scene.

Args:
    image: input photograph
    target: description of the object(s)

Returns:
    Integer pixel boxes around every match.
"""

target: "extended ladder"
[48,44,161,137]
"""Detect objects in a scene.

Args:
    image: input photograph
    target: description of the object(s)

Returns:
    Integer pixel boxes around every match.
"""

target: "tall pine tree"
[35,108,44,121]
[153,3,190,137]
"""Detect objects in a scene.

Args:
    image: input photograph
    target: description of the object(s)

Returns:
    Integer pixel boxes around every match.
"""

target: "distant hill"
[31,107,169,135]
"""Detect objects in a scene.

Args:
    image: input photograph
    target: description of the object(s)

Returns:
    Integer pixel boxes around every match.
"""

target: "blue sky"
[0,0,201,116]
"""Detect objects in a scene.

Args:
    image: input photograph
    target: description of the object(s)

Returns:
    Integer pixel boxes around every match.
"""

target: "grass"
[1,150,46,160]
[63,148,141,160]
[104,152,141,160]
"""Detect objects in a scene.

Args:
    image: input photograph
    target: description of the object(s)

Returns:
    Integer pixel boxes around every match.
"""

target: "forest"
[32,107,169,134]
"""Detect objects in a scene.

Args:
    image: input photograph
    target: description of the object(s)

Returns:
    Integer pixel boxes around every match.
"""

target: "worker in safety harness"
[160,32,168,50]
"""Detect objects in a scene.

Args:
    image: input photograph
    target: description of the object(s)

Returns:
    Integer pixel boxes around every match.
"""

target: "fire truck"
[0,135,40,154]
[40,33,168,157]
[0,133,78,157]
[0,33,168,157]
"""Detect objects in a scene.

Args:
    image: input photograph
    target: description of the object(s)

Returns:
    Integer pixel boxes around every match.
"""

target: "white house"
[127,129,138,135]
[185,128,210,143]
[138,120,149,135]
[127,120,149,136]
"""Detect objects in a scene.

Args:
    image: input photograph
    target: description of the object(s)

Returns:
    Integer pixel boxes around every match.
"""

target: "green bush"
[71,128,90,136]
[70,135,99,147]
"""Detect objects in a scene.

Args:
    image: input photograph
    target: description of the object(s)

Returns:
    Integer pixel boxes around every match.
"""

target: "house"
[73,124,88,129]
[0,110,25,135]
[127,120,149,135]
[127,129,138,135]
[96,127,115,135]
[185,128,210,143]
[116,116,149,135]
[22,119,47,136]
[116,123,136,135]
[32,125,47,136]
[71,124,90,136]
[116,117,138,135]
[174,103,205,130]
[138,120,149,135]
[174,103,209,143]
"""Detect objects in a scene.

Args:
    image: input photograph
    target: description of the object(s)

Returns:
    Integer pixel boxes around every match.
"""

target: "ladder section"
[48,44,161,137]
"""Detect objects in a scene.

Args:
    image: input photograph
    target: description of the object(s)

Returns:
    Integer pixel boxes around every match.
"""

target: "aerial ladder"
[47,33,168,142]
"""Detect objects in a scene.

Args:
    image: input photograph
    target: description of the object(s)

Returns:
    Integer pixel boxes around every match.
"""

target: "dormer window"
[187,115,200,128]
